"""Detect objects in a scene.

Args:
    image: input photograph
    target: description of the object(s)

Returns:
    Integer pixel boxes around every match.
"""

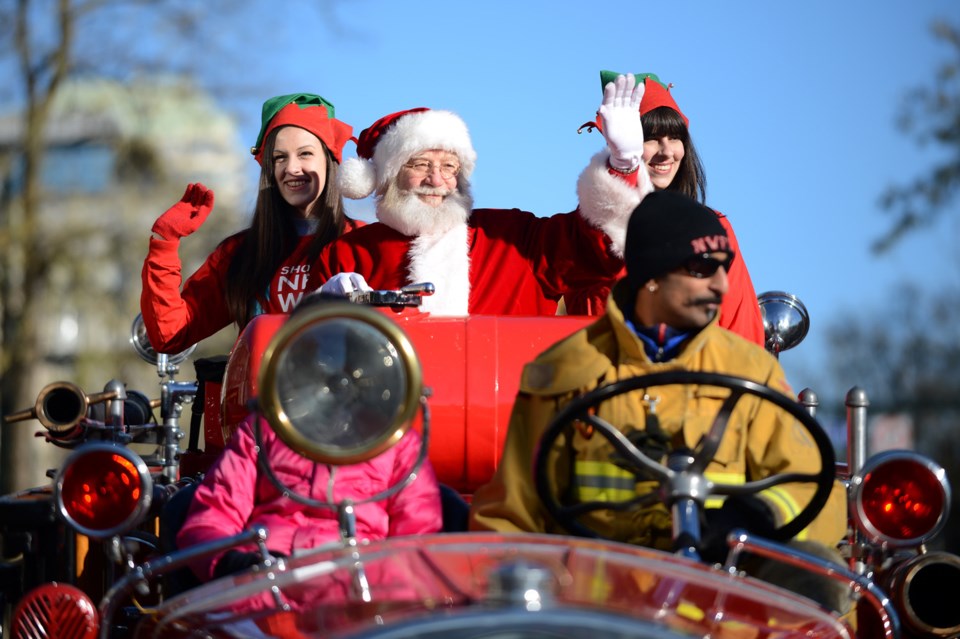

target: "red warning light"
[856,453,947,544]
[56,444,150,538]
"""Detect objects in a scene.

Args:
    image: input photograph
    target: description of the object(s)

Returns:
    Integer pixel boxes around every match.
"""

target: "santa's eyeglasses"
[403,160,461,179]
[679,252,735,278]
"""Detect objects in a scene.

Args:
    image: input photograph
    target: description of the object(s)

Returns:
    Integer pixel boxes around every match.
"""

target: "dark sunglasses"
[679,252,735,278]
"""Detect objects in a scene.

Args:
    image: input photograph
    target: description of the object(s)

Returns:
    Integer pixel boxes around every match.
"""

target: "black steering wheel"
[533,371,835,543]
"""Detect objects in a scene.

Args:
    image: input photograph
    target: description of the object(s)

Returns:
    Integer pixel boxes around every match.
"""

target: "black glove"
[610,416,671,481]
[700,495,776,564]
[213,550,261,578]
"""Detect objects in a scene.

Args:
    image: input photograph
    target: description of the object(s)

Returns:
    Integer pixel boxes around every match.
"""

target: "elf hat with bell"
[584,71,689,133]
[251,93,354,164]
[338,107,477,200]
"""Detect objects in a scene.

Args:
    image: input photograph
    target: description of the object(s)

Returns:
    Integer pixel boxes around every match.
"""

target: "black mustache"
[690,297,723,306]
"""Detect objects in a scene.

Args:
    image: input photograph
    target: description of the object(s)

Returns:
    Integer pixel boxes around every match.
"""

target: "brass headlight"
[257,302,422,465]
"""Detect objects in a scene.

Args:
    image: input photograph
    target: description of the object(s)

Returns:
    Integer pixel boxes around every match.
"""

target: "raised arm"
[140,183,234,352]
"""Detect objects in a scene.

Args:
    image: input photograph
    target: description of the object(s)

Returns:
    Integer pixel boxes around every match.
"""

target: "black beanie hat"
[625,191,732,293]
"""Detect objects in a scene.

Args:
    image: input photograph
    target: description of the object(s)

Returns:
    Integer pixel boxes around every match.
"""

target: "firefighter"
[470,190,848,612]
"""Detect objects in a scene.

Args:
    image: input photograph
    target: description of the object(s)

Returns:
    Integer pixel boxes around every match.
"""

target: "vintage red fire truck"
[2,290,957,638]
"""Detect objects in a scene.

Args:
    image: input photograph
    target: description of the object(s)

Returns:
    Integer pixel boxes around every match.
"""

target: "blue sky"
[218,1,957,402]
[1,2,951,409]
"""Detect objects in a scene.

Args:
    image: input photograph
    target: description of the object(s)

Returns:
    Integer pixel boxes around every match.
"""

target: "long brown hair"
[641,107,707,203]
[224,128,348,327]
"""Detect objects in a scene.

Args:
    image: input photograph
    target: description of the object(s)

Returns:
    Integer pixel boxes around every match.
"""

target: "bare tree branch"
[872,19,960,253]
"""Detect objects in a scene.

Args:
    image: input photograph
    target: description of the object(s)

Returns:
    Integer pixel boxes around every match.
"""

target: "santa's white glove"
[318,272,373,296]
[597,73,645,173]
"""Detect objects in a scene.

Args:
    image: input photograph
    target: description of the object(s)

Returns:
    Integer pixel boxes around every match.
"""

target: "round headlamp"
[257,302,422,464]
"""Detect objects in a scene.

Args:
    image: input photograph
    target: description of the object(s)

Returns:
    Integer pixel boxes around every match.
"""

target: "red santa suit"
[326,108,641,317]
[316,207,625,316]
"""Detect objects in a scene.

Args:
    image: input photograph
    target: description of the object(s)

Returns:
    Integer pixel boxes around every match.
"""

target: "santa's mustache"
[409,185,454,197]
[377,180,473,237]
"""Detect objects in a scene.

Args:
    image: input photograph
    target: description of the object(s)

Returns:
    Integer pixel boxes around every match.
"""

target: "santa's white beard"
[377,180,473,236]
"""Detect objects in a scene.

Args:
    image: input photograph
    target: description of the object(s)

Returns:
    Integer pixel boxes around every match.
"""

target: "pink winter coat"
[176,416,442,581]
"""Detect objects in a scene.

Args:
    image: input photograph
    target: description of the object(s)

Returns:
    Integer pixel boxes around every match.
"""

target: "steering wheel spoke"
[582,413,674,483]
[689,388,745,474]
[718,471,826,495]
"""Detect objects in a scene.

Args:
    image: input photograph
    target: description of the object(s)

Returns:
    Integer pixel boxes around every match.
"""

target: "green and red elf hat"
[583,71,689,133]
[250,93,354,164]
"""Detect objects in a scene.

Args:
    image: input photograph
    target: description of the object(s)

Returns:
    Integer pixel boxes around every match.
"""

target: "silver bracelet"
[609,162,639,175]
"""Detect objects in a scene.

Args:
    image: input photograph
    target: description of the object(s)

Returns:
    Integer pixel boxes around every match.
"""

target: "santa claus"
[315,74,653,316]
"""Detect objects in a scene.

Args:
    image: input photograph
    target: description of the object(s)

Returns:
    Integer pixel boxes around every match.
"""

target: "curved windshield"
[153,534,851,639]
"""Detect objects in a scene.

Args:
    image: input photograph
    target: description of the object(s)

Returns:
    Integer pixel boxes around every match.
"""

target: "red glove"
[151,183,215,240]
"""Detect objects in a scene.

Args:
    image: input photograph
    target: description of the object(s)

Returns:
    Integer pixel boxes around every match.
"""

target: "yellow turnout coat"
[470,282,847,551]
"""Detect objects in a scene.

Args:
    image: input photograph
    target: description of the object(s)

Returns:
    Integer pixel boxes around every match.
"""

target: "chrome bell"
[757,291,809,357]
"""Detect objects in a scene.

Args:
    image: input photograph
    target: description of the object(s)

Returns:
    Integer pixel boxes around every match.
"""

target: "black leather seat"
[440,484,470,532]
[158,481,202,596]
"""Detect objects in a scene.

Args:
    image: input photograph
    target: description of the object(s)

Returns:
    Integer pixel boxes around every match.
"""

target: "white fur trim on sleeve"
[338,156,378,200]
[576,150,654,258]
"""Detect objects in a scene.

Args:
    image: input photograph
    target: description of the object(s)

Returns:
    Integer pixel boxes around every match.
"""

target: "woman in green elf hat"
[140,93,362,354]
[563,72,764,348]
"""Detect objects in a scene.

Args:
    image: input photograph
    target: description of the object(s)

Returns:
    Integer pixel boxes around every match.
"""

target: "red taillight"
[55,444,152,539]
[11,582,98,639]
[852,451,950,545]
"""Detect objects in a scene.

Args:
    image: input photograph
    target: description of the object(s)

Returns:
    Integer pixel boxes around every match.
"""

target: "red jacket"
[563,152,764,345]
[140,219,363,353]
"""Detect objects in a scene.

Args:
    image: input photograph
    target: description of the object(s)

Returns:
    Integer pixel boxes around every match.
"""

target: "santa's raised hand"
[597,74,645,174]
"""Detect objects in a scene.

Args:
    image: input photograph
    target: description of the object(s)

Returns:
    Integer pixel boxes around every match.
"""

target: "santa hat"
[251,93,354,164]
[338,108,477,200]
[584,71,689,133]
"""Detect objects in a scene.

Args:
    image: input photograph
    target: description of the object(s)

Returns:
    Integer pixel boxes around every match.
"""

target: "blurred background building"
[0,76,248,489]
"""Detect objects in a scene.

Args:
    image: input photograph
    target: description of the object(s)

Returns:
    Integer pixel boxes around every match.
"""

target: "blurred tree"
[0,0,355,493]
[826,285,960,409]
[827,19,960,552]
[824,282,960,551]
[873,20,960,253]
[0,0,255,492]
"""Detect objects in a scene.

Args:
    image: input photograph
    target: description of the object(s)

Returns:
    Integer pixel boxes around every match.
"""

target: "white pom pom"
[337,157,377,200]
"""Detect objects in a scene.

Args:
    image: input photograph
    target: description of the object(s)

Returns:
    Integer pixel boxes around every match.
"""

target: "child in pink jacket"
[177,413,441,581]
